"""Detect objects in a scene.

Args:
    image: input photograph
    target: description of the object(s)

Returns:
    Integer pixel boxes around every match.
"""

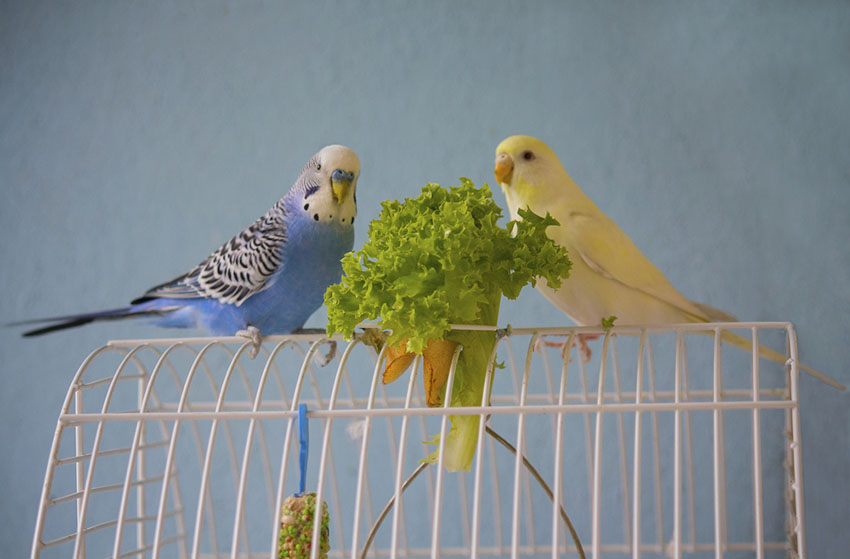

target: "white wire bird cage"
[31,322,811,559]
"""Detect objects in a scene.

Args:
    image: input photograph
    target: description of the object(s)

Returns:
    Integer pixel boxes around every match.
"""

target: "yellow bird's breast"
[538,222,697,327]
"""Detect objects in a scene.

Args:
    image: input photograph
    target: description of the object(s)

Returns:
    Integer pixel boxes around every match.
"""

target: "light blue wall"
[2,1,848,556]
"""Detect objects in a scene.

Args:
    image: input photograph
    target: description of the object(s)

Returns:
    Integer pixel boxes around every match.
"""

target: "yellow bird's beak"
[331,169,355,204]
[332,180,349,204]
[494,153,514,185]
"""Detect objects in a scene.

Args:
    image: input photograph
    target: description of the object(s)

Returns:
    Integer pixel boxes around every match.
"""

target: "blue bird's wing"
[133,203,288,307]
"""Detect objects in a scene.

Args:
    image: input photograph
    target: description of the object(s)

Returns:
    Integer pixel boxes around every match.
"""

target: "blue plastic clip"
[298,403,308,496]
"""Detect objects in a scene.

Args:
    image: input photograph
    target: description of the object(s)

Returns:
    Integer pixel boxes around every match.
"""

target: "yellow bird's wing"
[566,211,722,323]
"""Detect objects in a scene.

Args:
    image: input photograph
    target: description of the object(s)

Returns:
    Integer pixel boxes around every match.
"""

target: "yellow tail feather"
[717,330,844,391]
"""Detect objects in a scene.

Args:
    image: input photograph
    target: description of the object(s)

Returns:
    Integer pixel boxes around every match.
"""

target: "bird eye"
[522,151,535,161]
[316,163,322,171]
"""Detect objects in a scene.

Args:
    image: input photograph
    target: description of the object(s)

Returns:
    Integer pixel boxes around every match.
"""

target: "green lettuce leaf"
[324,178,571,470]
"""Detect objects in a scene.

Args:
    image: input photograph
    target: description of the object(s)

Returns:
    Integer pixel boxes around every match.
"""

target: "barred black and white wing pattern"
[134,200,288,306]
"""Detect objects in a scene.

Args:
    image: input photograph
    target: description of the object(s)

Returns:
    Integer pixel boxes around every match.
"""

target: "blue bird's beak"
[331,169,355,204]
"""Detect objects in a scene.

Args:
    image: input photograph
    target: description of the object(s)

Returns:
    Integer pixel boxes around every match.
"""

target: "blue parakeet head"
[291,145,359,227]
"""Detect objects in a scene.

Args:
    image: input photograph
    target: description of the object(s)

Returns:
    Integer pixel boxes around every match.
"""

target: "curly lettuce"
[325,178,571,471]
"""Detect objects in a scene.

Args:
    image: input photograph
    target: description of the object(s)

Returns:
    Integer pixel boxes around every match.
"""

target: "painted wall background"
[2,1,848,556]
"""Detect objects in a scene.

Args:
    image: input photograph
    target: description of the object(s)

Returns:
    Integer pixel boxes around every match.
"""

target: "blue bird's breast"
[203,218,354,335]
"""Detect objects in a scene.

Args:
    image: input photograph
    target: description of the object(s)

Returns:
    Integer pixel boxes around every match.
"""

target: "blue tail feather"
[12,307,178,337]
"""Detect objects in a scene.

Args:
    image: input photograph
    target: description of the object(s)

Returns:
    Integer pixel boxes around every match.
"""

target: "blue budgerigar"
[17,145,360,346]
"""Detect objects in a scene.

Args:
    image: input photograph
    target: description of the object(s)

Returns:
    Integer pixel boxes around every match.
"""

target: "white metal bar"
[786,324,806,559]
[50,475,166,507]
[510,335,538,559]
[486,342,506,556]
[751,328,764,559]
[114,343,192,559]
[350,344,388,559]
[231,342,295,558]
[132,348,187,559]
[105,321,796,347]
[348,354,379,540]
[672,332,683,559]
[186,348,230,558]
[429,345,464,559]
[718,349,729,558]
[246,378,279,519]
[379,379,411,554]
[645,340,663,548]
[681,341,697,550]
[309,340,359,559]
[188,344,253,559]
[488,427,504,555]
[149,351,196,559]
[591,333,612,558]
[540,336,556,405]
[458,469,471,551]
[551,333,575,559]
[229,353,265,558]
[135,370,148,559]
[73,346,149,559]
[143,385,790,411]
[470,337,504,559]
[783,393,795,558]
[218,354,255,556]
[74,378,87,559]
[610,339,632,547]
[115,535,183,559]
[415,386,436,543]
[41,539,790,558]
[389,355,422,559]
[294,341,348,555]
[54,439,168,467]
[76,372,147,390]
[134,349,192,559]
[269,342,323,559]
[577,352,594,526]
[631,332,646,559]
[269,346,293,413]
[57,398,799,425]
[31,345,110,559]
[712,329,725,559]
[514,342,554,554]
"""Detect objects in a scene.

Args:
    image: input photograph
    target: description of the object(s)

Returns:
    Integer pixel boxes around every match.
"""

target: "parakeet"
[16,144,360,346]
[494,135,842,390]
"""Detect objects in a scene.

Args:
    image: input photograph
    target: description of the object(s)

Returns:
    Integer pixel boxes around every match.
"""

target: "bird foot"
[354,328,389,355]
[292,328,337,366]
[236,326,263,359]
[534,333,600,363]
[313,339,337,366]
[576,333,600,362]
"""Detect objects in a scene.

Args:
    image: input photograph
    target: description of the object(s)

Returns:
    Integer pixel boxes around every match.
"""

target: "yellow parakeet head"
[494,135,589,219]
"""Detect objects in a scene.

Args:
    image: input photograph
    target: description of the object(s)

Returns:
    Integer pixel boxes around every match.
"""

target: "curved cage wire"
[31,322,808,559]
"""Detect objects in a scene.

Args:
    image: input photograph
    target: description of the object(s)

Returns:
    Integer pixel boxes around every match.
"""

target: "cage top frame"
[32,322,810,559]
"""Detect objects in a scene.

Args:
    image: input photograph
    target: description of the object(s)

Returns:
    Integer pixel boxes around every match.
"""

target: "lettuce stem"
[435,291,500,472]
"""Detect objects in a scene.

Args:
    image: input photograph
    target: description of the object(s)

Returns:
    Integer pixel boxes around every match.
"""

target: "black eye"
[522,151,535,161]
[316,163,322,171]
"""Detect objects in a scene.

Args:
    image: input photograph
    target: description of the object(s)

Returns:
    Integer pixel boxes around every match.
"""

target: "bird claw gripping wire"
[315,340,337,366]
[495,324,513,339]
[292,328,337,366]
[354,328,389,354]
[236,325,263,359]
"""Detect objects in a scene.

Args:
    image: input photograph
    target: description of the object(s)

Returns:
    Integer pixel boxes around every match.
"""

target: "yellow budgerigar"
[494,135,842,390]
